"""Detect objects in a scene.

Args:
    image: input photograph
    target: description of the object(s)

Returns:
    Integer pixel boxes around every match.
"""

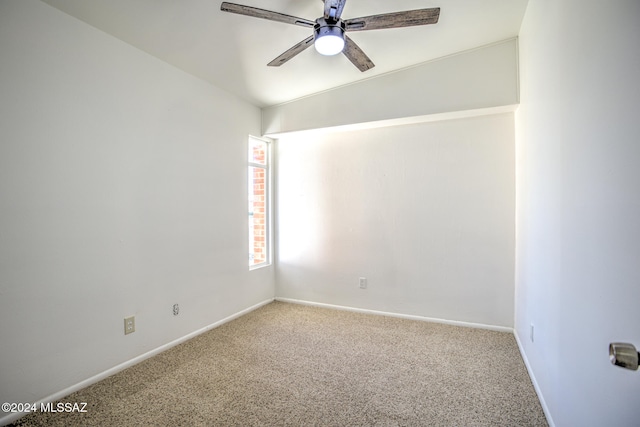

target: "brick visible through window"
[248,137,269,268]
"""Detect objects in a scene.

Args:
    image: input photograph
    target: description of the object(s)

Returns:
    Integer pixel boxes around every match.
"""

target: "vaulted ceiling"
[41,0,529,107]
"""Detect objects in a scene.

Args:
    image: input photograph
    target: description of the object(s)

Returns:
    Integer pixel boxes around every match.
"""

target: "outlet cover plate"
[124,316,135,335]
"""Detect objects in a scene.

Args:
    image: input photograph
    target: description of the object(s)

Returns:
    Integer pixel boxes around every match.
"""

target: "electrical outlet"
[173,304,179,316]
[530,324,534,342]
[124,316,135,335]
[359,277,367,289]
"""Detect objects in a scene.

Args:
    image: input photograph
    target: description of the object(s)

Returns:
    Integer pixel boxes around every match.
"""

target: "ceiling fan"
[220,0,440,72]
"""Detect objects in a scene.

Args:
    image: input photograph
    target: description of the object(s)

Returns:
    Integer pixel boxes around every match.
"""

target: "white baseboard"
[514,330,555,427]
[275,297,513,333]
[0,298,274,427]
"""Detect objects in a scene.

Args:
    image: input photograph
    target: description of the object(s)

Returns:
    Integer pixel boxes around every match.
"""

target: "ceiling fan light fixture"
[314,20,345,56]
[315,34,344,56]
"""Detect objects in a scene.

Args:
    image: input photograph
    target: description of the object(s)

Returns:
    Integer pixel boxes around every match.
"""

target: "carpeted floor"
[10,301,547,426]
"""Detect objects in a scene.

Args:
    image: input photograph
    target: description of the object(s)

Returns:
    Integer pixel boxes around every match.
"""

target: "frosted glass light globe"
[314,34,345,56]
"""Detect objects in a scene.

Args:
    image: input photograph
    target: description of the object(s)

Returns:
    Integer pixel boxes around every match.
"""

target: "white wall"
[263,39,519,136]
[0,0,273,418]
[515,1,640,426]
[277,113,515,328]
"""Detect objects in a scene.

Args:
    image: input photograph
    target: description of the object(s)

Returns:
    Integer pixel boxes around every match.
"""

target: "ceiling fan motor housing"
[314,18,346,55]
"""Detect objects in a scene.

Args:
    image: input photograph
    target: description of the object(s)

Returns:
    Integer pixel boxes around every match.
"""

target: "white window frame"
[248,136,272,270]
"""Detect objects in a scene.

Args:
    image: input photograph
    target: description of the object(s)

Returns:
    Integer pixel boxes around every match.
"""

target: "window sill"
[249,262,271,271]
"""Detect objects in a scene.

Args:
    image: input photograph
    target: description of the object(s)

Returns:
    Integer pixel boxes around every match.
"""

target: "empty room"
[1,1,639,426]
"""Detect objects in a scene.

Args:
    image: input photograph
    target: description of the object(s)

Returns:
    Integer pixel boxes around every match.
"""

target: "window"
[248,137,270,268]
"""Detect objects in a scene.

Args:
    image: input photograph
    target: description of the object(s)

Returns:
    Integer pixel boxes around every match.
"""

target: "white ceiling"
[41,0,529,108]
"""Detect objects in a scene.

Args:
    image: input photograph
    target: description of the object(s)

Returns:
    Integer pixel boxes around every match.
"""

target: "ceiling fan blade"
[267,35,315,67]
[221,2,315,28]
[323,0,347,20]
[344,7,440,31]
[342,35,374,72]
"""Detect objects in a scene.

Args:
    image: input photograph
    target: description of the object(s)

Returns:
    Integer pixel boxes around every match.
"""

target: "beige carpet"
[10,301,547,426]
